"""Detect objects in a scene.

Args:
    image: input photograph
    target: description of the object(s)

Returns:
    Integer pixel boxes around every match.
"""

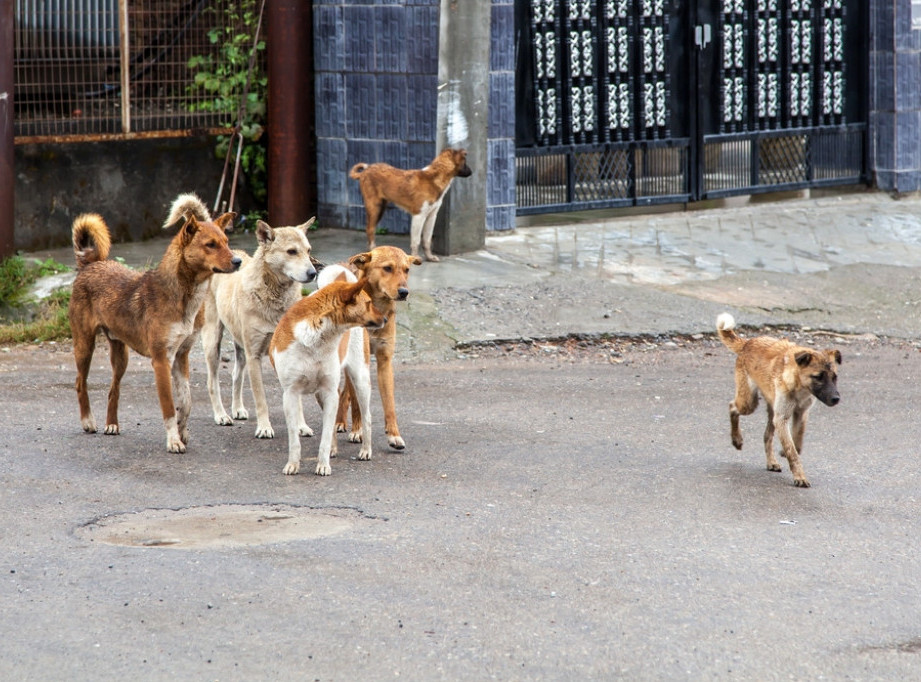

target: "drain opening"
[76,504,365,549]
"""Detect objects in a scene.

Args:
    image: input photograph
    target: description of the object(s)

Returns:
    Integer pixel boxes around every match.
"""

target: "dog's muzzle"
[231,256,243,270]
[302,268,318,283]
[397,288,409,301]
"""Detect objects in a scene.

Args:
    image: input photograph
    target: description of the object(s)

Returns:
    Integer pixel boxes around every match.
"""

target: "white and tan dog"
[269,279,386,476]
[201,217,317,438]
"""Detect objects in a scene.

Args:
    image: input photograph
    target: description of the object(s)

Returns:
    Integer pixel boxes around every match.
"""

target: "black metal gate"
[515,0,868,214]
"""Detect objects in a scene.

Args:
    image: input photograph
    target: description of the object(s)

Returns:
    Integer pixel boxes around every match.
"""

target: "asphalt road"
[2,334,920,681]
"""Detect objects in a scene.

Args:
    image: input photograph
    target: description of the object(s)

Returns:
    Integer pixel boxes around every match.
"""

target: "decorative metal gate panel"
[515,0,867,214]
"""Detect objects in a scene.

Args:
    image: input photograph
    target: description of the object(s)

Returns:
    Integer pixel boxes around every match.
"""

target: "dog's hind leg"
[247,349,275,439]
[73,330,97,433]
[104,339,128,435]
[409,213,425,261]
[230,341,249,420]
[730,371,758,450]
[344,362,373,460]
[762,403,781,472]
[420,208,440,262]
[364,199,386,250]
[297,395,314,437]
[202,316,233,425]
[281,388,304,475]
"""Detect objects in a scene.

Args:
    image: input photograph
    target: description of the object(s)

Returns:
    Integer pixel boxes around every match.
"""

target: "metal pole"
[118,0,131,134]
[267,0,315,225]
[0,0,14,258]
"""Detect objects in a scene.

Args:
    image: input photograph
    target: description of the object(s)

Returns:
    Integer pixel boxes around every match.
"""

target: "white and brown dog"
[269,279,386,476]
[201,218,318,439]
[349,148,472,262]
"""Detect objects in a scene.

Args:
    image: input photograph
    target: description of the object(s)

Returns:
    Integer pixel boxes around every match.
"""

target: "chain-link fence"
[14,0,261,142]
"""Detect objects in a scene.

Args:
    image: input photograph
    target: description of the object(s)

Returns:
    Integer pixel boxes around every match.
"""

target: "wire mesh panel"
[14,0,260,141]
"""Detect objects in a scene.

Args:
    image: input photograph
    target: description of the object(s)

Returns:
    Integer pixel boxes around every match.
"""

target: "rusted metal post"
[0,0,14,257]
[266,0,315,225]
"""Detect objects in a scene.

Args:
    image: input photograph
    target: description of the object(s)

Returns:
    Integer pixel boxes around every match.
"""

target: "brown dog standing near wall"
[349,148,472,262]
[716,313,841,488]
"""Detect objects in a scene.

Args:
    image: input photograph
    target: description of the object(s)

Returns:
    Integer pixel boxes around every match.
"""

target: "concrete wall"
[14,136,239,251]
[871,0,921,193]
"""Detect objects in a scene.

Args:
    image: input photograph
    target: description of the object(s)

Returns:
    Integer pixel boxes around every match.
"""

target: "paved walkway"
[24,189,921,355]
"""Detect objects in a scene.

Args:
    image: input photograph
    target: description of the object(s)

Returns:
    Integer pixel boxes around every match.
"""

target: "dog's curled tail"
[162,192,211,229]
[72,213,112,269]
[716,312,745,354]
[349,163,368,179]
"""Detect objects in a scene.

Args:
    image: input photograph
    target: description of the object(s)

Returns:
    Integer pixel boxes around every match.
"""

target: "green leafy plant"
[0,256,72,343]
[187,0,267,205]
[0,290,72,344]
[0,256,70,306]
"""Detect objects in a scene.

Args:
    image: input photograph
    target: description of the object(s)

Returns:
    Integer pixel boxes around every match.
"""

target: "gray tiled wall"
[314,0,516,236]
[871,0,921,193]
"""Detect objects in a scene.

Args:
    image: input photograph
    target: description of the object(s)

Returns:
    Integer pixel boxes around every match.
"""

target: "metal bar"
[0,0,13,257]
[118,0,130,133]
[267,0,314,225]
[13,127,235,145]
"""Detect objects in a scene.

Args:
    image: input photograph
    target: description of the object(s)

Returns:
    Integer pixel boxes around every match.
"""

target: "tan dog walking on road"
[69,194,239,453]
[269,279,386,476]
[716,313,841,488]
[201,217,318,439]
[349,148,472,262]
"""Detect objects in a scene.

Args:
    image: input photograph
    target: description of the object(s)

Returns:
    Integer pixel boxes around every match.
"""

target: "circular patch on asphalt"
[77,504,364,549]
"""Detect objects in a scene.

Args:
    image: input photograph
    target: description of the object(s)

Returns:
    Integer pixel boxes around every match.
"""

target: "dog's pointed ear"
[794,351,813,367]
[180,215,200,244]
[298,217,317,235]
[349,252,373,272]
[408,254,422,266]
[829,349,842,365]
[339,278,366,304]
[256,220,274,244]
[214,212,237,234]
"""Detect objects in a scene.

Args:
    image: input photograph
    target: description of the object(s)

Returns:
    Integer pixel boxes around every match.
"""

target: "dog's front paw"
[315,463,332,476]
[357,445,372,461]
[348,430,362,443]
[282,460,300,475]
[215,413,233,426]
[298,423,314,437]
[232,406,249,420]
[388,435,405,450]
[81,417,97,433]
[731,435,743,450]
[167,437,187,454]
[335,422,348,433]
[425,253,440,263]
[793,476,811,488]
[103,423,120,435]
[255,425,274,439]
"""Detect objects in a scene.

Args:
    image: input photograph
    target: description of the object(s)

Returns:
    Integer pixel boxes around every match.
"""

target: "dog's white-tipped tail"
[716,312,735,332]
[716,312,744,353]
[163,193,211,229]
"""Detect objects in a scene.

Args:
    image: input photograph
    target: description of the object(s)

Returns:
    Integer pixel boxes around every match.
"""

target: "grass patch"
[0,255,73,344]
[0,290,72,344]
